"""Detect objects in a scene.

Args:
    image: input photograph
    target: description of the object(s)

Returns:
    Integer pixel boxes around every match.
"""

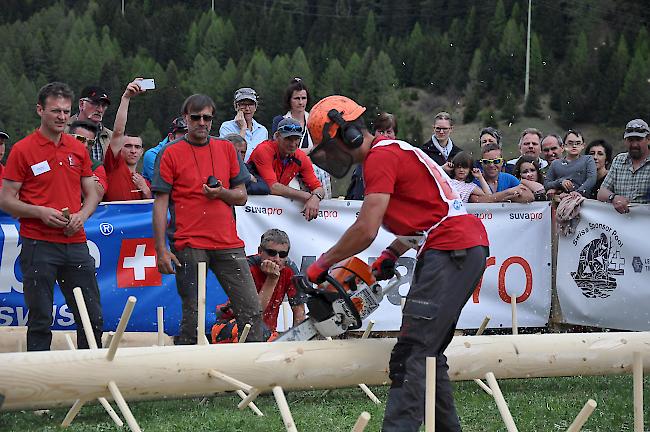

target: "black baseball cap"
[80,85,111,105]
[0,131,9,140]
[169,116,187,133]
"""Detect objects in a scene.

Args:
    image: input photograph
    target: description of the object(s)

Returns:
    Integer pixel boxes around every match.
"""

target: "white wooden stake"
[108,381,142,432]
[425,357,436,432]
[474,316,492,394]
[72,287,98,350]
[64,334,76,351]
[104,331,115,347]
[208,369,253,393]
[237,388,262,412]
[61,399,85,427]
[282,301,290,330]
[198,262,208,345]
[485,372,518,432]
[351,411,371,432]
[566,399,597,432]
[510,295,518,335]
[98,397,125,427]
[239,323,251,343]
[157,306,165,346]
[633,352,644,432]
[356,320,380,403]
[107,296,137,361]
[361,321,375,339]
[400,297,406,311]
[474,378,493,396]
[273,386,298,432]
[235,389,263,416]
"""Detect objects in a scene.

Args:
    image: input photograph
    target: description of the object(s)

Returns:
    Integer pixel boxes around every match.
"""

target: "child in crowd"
[443,151,491,203]
[513,155,547,201]
[544,129,597,199]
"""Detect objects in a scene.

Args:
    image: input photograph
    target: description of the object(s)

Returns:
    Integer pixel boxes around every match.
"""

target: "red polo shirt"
[152,137,248,250]
[3,129,92,243]
[93,164,108,193]
[103,149,148,201]
[248,140,321,191]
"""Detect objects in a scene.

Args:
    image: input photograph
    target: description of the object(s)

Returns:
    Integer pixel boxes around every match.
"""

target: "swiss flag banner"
[116,238,162,288]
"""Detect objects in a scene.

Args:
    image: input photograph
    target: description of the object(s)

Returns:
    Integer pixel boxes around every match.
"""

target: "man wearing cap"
[142,116,187,182]
[304,95,489,431]
[248,118,324,221]
[219,87,268,161]
[66,85,112,162]
[598,118,650,212]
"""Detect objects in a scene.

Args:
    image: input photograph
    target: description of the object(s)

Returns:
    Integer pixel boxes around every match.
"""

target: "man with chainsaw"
[305,96,489,432]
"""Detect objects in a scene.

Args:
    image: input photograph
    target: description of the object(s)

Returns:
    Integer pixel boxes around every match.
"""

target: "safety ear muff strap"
[327,109,364,148]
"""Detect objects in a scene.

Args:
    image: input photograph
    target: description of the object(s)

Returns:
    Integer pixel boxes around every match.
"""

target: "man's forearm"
[219,186,247,206]
[270,183,311,202]
[80,184,100,220]
[0,193,42,219]
[152,196,169,251]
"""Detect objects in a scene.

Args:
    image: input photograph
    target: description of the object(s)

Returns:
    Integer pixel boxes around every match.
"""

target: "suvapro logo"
[244,205,283,216]
[509,212,543,220]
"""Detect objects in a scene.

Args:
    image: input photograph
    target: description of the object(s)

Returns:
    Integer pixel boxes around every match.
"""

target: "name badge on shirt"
[31,160,51,176]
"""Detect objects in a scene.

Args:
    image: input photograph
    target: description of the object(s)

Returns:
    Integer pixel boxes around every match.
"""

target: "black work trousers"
[20,238,103,351]
[383,246,488,432]
[173,247,264,344]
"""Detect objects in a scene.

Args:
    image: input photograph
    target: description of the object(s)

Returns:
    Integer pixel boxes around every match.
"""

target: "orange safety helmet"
[308,95,366,148]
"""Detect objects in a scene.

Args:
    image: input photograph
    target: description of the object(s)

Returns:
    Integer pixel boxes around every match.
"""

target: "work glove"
[372,249,398,281]
[306,254,331,284]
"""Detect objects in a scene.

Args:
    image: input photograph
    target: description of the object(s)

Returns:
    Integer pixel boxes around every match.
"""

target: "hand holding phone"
[139,78,156,90]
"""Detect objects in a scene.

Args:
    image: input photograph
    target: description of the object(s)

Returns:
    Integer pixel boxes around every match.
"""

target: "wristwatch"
[607,193,616,203]
[312,192,324,201]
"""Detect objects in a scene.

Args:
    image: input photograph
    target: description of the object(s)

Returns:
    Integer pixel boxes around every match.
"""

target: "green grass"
[1,375,647,431]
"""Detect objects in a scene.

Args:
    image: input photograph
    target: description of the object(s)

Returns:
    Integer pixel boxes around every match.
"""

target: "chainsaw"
[276,256,402,342]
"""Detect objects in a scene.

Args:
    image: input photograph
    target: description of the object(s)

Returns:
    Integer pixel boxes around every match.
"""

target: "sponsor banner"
[237,196,553,331]
[557,200,650,330]
[0,202,228,335]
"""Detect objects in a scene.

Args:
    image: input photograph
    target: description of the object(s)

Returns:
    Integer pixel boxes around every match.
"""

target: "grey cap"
[624,118,649,139]
[234,87,258,104]
[0,131,8,140]
[277,118,303,138]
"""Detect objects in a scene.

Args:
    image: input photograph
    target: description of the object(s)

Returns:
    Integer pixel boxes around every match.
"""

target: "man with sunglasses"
[247,229,306,332]
[470,143,533,203]
[66,85,112,163]
[152,93,265,345]
[68,120,108,198]
[219,87,268,161]
[248,118,324,221]
[598,118,650,212]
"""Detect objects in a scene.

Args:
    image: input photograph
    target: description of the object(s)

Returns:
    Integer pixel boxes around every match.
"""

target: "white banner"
[557,200,650,330]
[236,196,552,331]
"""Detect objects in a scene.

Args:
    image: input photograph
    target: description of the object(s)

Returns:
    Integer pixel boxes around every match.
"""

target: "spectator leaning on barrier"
[219,87,268,161]
[152,93,264,345]
[103,79,151,201]
[597,118,650,212]
[513,155,547,201]
[248,118,324,221]
[422,111,462,165]
[248,229,306,332]
[442,151,490,203]
[584,139,613,200]
[67,85,112,162]
[68,119,108,199]
[304,95,489,432]
[506,127,548,174]
[0,82,103,351]
[544,129,597,200]
[223,133,270,195]
[142,116,187,182]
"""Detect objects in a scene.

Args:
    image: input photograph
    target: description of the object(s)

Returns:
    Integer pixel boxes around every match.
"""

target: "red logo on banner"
[117,238,161,288]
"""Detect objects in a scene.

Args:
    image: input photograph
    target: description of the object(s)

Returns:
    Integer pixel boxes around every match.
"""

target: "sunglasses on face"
[278,123,303,133]
[189,114,214,122]
[72,134,96,146]
[480,157,504,165]
[262,247,289,258]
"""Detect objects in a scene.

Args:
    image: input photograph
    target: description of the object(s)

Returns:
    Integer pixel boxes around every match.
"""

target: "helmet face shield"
[309,138,355,179]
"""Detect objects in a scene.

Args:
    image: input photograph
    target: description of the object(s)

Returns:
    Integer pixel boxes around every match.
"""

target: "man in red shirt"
[248,118,324,221]
[152,93,264,344]
[103,79,151,201]
[0,82,103,351]
[68,119,108,198]
[305,96,490,432]
[248,229,306,331]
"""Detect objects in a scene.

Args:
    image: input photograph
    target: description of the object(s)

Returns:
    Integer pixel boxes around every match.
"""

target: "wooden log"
[566,399,597,432]
[273,386,298,432]
[425,357,436,432]
[633,352,644,432]
[351,411,371,432]
[107,297,137,361]
[2,333,650,411]
[197,262,208,345]
[485,372,518,432]
[157,307,165,346]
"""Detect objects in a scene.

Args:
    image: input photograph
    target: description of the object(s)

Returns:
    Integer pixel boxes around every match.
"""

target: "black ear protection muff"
[327,109,364,148]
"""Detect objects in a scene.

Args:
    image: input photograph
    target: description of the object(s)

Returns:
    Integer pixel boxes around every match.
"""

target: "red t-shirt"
[93,164,108,193]
[152,137,247,250]
[103,149,148,201]
[249,140,322,191]
[248,255,304,331]
[363,139,489,251]
[3,129,92,243]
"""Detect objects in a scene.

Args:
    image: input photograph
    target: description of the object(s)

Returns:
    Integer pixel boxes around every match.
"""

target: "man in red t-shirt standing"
[104,79,151,201]
[248,229,306,331]
[248,118,324,221]
[305,96,490,432]
[0,82,103,351]
[152,94,264,344]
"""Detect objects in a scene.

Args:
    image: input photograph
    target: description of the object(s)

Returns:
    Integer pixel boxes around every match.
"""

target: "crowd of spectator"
[0,76,648,352]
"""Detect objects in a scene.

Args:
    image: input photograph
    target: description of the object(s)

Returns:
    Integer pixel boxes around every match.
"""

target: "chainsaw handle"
[325,274,363,331]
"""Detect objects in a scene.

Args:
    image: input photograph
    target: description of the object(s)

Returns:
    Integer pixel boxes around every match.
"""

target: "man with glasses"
[66,85,112,163]
[142,116,187,182]
[219,87,268,161]
[422,111,462,166]
[68,120,108,198]
[598,118,650,212]
[0,82,103,351]
[506,128,548,174]
[248,118,324,221]
[470,143,533,203]
[152,93,264,345]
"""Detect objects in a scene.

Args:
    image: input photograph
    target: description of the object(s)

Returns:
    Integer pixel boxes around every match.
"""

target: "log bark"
[1,332,649,411]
